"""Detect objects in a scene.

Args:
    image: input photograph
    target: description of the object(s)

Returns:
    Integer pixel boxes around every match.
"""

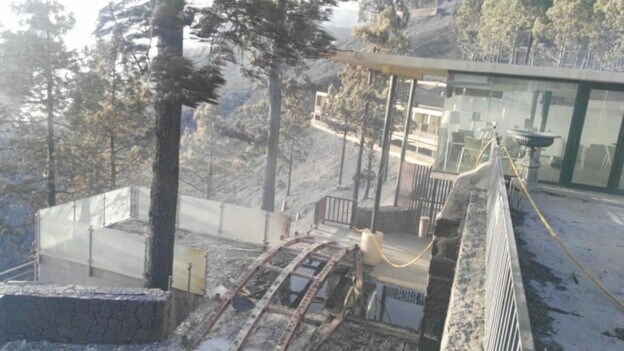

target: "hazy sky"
[0,0,359,50]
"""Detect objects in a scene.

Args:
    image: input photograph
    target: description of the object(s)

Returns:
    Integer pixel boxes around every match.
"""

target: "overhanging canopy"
[332,50,624,85]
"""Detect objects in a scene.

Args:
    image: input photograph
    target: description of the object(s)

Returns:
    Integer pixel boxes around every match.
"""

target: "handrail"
[0,260,37,283]
[484,143,535,351]
[314,196,357,228]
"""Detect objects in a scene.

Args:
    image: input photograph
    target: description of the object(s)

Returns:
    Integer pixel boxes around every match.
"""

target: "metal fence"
[313,196,356,228]
[485,143,535,351]
[396,161,453,234]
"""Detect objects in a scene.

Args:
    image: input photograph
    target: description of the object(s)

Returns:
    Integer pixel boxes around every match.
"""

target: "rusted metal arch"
[229,240,337,351]
[274,246,360,351]
[183,236,313,349]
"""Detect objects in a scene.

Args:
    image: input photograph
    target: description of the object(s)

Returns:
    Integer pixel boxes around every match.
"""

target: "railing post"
[35,212,41,280]
[88,225,94,277]
[187,262,192,293]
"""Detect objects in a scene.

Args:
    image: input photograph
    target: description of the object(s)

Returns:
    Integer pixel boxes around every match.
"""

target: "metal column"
[394,79,417,207]
[371,75,397,233]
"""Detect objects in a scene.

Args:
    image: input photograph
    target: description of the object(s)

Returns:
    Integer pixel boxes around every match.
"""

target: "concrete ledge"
[0,283,170,345]
[418,162,490,350]
[441,190,487,350]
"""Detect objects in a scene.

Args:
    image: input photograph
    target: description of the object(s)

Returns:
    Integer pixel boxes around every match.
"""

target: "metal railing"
[0,260,37,283]
[313,196,356,228]
[395,161,453,234]
[484,143,535,351]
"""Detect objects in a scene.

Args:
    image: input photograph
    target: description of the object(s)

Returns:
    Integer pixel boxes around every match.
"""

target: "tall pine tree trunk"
[206,154,213,199]
[353,134,364,203]
[144,0,184,291]
[261,58,282,212]
[45,26,56,207]
[261,0,286,212]
[286,140,294,197]
[338,116,348,186]
[363,141,374,200]
[110,50,117,191]
[109,134,116,190]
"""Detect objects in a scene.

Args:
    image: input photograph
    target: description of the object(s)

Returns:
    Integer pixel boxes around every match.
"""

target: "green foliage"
[0,0,76,207]
[179,104,242,198]
[281,75,314,161]
[325,2,409,145]
[97,0,225,106]
[456,0,624,69]
[63,39,153,196]
[354,1,410,54]
[195,0,338,79]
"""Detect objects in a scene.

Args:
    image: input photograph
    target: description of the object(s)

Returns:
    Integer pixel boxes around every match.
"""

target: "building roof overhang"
[332,50,624,86]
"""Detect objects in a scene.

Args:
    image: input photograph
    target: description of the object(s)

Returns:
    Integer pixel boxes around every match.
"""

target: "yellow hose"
[473,138,496,169]
[500,144,624,312]
[354,227,433,268]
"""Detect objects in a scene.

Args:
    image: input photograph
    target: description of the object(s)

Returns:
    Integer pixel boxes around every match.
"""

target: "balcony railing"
[313,196,356,228]
[484,143,535,351]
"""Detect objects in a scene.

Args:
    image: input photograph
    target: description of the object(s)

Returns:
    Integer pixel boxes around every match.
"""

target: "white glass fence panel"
[221,203,266,245]
[91,226,145,279]
[178,195,220,236]
[39,217,90,266]
[73,194,105,227]
[103,187,132,225]
[137,187,151,221]
[39,202,75,222]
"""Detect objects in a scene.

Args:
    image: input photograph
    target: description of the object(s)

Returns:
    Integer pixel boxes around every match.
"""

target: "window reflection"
[434,74,577,180]
[572,90,624,188]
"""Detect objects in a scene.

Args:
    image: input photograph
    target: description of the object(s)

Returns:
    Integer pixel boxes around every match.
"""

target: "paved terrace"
[311,223,431,292]
[514,185,624,350]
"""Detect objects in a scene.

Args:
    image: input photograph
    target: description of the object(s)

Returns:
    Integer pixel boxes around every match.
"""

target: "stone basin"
[507,129,561,148]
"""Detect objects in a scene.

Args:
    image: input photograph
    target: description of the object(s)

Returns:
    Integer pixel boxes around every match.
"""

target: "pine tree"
[179,104,234,199]
[1,0,75,207]
[63,39,152,196]
[325,2,409,202]
[593,0,624,70]
[195,0,337,212]
[281,76,314,197]
[98,0,225,290]
[547,0,597,67]
[456,0,484,60]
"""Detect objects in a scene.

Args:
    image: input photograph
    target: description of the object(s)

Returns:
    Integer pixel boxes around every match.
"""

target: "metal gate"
[396,161,453,234]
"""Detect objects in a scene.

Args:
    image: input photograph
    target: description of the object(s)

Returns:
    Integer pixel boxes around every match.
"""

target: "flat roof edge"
[331,51,624,86]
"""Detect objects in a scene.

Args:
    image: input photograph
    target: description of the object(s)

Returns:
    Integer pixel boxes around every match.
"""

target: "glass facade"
[572,90,624,188]
[434,74,578,181]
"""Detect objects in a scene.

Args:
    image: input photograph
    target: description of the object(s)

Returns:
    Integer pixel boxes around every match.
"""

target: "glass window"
[572,90,624,188]
[434,74,577,179]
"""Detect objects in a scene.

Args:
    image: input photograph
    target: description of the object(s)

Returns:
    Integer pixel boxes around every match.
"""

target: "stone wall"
[418,163,491,350]
[440,191,487,350]
[353,207,413,233]
[0,283,170,345]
